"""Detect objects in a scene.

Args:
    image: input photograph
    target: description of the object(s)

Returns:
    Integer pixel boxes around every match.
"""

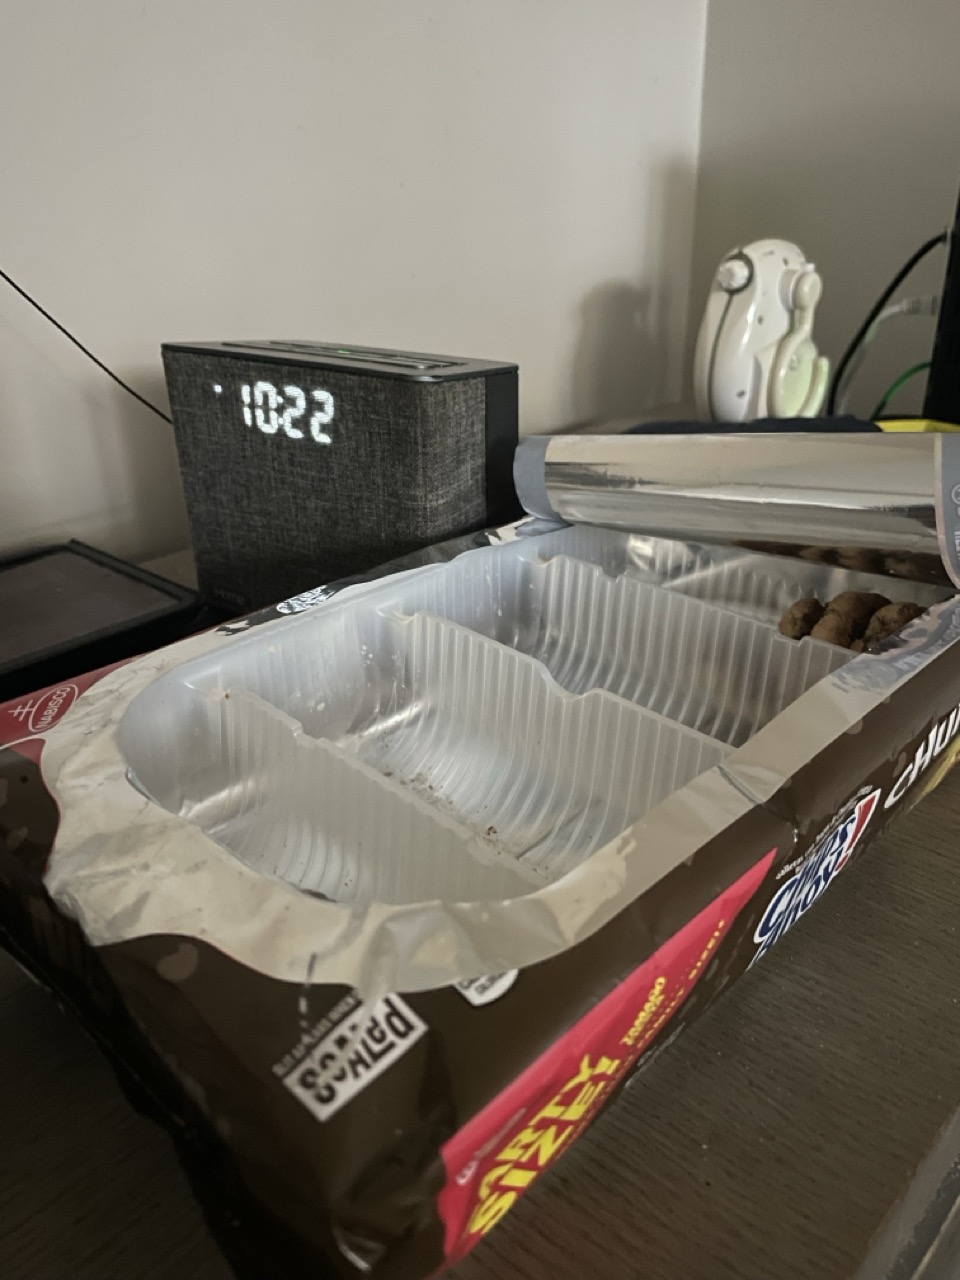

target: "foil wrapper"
[515,432,960,586]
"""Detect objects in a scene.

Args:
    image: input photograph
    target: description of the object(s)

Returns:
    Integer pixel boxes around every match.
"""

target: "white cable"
[837,294,940,414]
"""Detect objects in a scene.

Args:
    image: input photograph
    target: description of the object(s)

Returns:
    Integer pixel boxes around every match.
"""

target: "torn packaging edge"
[35,537,960,999]
[935,431,960,587]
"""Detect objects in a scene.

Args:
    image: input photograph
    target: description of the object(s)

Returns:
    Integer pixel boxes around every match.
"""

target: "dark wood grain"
[3,775,959,1280]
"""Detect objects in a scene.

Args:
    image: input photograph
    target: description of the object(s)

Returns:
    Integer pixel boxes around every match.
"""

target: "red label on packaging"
[0,668,117,755]
[438,851,776,1263]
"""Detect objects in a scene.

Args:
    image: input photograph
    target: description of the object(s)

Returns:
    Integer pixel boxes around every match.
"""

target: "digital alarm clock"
[161,340,519,612]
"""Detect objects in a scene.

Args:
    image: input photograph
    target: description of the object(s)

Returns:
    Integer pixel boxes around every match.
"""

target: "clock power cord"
[0,264,173,424]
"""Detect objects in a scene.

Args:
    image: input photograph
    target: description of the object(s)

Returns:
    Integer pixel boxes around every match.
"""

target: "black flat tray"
[0,540,205,701]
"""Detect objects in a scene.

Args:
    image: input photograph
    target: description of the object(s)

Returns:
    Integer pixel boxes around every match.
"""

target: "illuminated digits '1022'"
[238,383,334,443]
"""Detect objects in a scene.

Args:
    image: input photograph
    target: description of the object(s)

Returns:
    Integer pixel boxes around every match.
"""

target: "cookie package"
[4,432,960,1278]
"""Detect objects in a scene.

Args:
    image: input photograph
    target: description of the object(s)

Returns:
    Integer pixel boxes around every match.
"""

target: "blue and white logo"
[752,789,881,966]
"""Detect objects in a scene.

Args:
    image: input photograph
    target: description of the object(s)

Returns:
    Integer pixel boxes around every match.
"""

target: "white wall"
[0,0,707,562]
[691,0,960,420]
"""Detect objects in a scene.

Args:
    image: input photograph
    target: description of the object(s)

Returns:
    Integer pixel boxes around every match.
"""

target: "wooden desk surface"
[3,775,959,1280]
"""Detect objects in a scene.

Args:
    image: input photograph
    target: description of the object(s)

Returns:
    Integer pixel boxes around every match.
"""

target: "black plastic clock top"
[161,340,517,383]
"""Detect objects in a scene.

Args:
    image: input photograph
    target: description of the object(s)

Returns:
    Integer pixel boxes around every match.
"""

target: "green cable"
[871,361,932,420]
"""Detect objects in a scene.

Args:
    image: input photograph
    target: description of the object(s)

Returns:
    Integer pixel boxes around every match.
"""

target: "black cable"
[0,265,172,424]
[827,232,948,414]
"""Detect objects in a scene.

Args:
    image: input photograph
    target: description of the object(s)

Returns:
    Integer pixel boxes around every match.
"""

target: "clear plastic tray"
[518,525,950,623]
[120,527,943,905]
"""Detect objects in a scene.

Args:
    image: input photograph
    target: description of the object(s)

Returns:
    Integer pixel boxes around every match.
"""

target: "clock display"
[215,380,335,443]
[162,340,518,613]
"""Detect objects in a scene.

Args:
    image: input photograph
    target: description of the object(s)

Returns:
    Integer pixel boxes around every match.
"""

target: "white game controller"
[694,238,830,421]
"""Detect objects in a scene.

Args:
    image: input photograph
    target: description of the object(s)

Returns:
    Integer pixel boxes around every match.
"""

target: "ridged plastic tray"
[522,525,949,622]
[121,528,942,904]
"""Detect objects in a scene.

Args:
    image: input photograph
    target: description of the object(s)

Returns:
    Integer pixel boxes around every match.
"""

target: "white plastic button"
[716,258,751,292]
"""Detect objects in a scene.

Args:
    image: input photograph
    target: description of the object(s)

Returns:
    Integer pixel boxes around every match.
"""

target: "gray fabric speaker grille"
[163,353,487,611]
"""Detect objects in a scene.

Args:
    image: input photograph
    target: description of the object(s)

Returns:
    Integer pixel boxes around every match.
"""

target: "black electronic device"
[0,541,202,702]
[924,187,960,425]
[161,340,520,612]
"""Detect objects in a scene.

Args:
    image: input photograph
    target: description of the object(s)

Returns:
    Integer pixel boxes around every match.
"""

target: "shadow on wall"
[113,365,191,555]
[0,317,189,561]
[569,280,654,424]
[568,158,698,427]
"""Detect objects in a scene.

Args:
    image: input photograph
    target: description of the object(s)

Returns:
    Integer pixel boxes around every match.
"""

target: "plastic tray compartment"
[121,603,725,901]
[514,525,951,624]
[119,534,861,908]
[378,550,852,746]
